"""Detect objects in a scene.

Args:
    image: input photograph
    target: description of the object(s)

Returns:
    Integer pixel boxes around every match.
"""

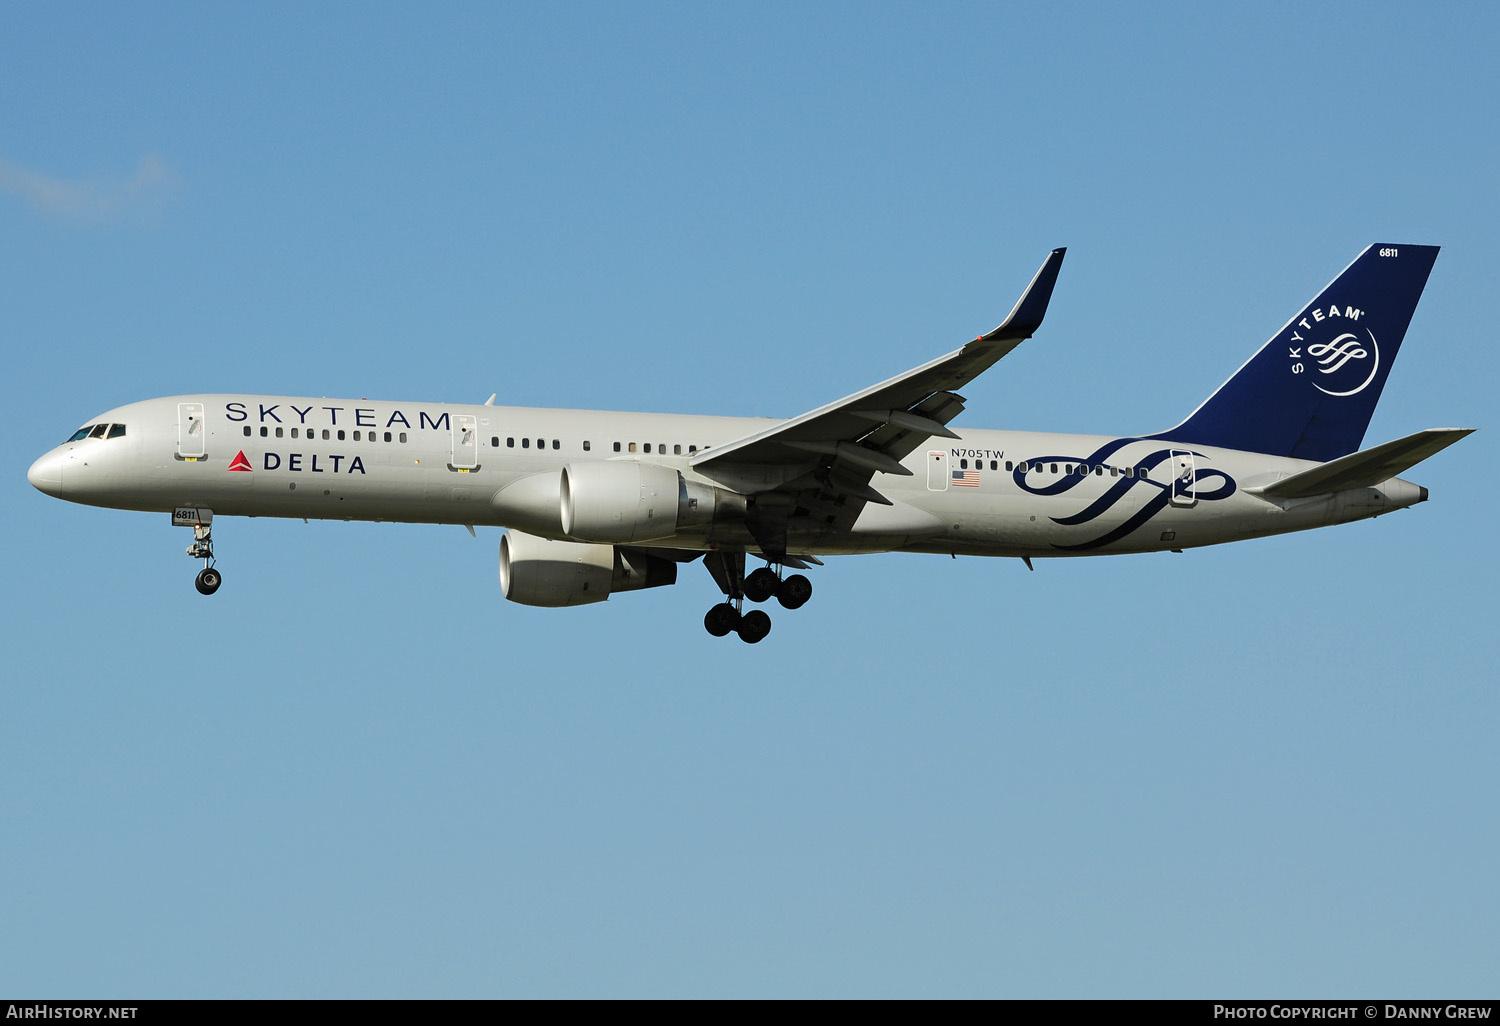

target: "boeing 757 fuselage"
[28,245,1471,643]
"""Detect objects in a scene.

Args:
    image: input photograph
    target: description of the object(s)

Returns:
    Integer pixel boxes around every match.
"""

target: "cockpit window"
[88,424,109,439]
[107,424,126,438]
[68,426,94,442]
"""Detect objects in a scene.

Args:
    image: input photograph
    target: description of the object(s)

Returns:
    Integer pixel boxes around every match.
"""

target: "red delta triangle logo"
[227,451,253,472]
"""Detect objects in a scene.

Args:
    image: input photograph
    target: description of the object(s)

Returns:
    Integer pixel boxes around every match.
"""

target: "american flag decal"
[952,469,980,487]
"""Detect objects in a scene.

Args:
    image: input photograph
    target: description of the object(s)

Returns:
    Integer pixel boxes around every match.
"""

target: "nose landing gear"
[175,507,222,595]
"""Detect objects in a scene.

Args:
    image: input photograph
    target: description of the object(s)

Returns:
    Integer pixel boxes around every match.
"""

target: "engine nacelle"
[560,461,684,543]
[498,530,678,608]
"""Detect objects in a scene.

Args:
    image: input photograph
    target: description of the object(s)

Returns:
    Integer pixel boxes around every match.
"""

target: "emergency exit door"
[927,450,949,491]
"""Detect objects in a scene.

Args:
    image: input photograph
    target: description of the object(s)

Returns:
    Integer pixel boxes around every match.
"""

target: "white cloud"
[0,153,180,222]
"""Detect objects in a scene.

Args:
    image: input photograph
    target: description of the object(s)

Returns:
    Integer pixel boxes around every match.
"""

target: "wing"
[690,248,1066,558]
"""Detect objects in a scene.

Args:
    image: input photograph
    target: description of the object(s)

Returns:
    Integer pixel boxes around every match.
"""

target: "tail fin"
[1156,244,1440,462]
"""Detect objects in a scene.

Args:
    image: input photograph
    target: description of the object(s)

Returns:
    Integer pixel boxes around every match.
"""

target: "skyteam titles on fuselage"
[225,401,452,431]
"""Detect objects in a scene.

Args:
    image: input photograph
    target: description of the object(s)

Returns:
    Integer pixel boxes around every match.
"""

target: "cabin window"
[243,426,252,436]
[536,438,543,449]
[552,439,560,450]
[260,426,269,438]
[629,443,637,453]
[337,430,346,441]
[507,437,515,447]
[613,442,621,452]
[1050,463,1058,474]
[399,432,407,443]
[644,443,652,453]
[1005,461,1013,471]
[522,437,530,448]
[583,441,591,452]
[274,427,283,438]
[491,436,499,448]
[291,428,299,438]
[689,445,697,454]
[353,431,361,441]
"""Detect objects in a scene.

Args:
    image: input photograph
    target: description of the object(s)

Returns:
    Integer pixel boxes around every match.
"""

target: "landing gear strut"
[176,507,222,595]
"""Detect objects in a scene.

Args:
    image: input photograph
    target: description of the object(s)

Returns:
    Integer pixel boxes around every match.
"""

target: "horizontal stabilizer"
[1248,428,1473,500]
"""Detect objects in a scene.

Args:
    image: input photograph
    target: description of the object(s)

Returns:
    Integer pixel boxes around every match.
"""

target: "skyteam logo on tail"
[1287,303,1379,397]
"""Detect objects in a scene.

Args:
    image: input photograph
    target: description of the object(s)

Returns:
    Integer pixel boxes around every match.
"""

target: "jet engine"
[560,462,747,543]
[498,529,678,607]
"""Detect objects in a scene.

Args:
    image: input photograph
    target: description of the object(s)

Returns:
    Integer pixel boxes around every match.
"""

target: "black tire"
[737,609,772,644]
[195,567,222,595]
[776,573,812,609]
[704,602,740,637]
[744,567,779,603]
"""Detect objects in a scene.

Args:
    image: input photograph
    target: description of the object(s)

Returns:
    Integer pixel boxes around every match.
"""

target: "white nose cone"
[27,451,64,497]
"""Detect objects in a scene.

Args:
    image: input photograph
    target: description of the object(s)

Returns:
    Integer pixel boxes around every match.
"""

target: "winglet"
[977,247,1066,342]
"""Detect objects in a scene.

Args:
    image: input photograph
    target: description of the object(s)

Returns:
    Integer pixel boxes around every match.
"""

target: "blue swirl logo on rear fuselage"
[1014,438,1235,550]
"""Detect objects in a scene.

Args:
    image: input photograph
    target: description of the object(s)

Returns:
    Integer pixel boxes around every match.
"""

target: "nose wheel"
[195,566,222,595]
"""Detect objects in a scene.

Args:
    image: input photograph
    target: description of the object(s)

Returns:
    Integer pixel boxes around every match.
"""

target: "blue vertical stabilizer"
[1155,245,1439,462]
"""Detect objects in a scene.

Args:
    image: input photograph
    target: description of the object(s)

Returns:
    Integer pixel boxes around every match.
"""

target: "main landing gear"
[176,507,222,595]
[702,553,814,644]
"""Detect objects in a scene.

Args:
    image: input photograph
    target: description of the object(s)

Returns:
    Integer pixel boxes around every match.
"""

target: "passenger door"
[177,403,205,460]
[1169,449,1196,507]
[451,414,478,470]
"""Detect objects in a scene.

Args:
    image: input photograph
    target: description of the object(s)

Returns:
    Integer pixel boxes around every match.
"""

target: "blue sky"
[3,2,1497,998]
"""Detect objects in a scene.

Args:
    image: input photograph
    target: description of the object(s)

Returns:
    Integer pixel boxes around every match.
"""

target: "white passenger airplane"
[29,244,1471,642]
